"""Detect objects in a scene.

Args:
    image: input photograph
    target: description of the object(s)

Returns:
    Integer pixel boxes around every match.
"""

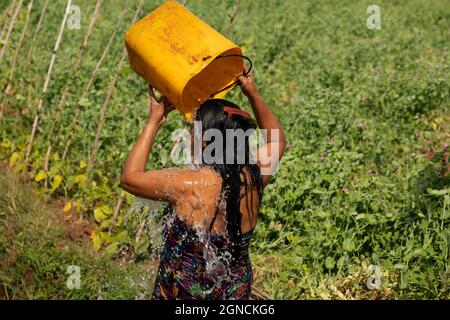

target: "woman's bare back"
[172,167,261,236]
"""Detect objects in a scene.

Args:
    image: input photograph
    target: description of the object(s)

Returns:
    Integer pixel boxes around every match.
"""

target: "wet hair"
[194,99,263,261]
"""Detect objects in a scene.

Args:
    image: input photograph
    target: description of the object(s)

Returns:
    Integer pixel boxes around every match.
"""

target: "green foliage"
[0,0,449,299]
[0,169,155,299]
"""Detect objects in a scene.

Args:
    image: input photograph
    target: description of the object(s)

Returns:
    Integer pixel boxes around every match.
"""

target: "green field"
[0,0,449,299]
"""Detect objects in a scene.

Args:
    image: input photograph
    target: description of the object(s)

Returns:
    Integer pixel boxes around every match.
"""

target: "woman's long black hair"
[194,99,263,261]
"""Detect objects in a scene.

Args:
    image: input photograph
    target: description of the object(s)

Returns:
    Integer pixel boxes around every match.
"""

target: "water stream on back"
[125,182,243,298]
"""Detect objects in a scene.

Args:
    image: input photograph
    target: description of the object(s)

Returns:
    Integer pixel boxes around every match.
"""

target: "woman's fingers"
[165,105,176,115]
[148,87,173,107]
[235,61,251,82]
[159,96,175,116]
[160,96,173,106]
[243,62,250,75]
[148,84,160,104]
[237,74,251,88]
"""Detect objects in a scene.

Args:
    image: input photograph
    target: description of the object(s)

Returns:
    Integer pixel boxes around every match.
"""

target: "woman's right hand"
[236,64,259,99]
[147,85,175,126]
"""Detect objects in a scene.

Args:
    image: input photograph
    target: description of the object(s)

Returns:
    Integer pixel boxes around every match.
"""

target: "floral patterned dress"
[152,205,254,300]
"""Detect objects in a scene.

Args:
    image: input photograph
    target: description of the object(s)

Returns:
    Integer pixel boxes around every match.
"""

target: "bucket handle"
[209,54,253,98]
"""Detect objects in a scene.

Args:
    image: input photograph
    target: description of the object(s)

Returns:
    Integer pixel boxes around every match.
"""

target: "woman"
[120,65,286,299]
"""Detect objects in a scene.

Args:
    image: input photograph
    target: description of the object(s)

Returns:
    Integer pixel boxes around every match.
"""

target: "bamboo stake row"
[61,0,130,161]
[43,0,103,187]
[1,0,251,250]
[84,0,144,190]
[0,0,33,122]
[102,1,145,223]
[5,0,33,94]
[25,0,73,166]
[109,191,125,235]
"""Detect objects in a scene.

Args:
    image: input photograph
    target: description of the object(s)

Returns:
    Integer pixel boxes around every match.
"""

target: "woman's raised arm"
[119,86,182,202]
[237,65,287,186]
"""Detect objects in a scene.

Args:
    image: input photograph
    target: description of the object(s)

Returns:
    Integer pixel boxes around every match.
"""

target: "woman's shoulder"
[162,166,221,182]
[161,166,222,196]
[167,167,223,222]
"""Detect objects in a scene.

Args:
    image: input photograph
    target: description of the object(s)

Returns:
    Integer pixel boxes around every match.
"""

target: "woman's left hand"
[148,85,175,126]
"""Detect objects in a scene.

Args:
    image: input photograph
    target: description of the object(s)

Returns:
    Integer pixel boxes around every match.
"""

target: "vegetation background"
[0,0,449,299]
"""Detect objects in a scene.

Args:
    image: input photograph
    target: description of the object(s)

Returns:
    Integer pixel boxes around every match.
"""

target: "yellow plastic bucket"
[125,0,248,120]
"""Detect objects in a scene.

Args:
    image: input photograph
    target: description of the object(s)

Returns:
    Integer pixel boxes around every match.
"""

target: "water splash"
[128,197,166,257]
[125,173,243,299]
[124,196,165,299]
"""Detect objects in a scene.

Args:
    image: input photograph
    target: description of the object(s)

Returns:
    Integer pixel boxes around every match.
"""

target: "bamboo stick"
[0,0,33,123]
[84,0,144,189]
[43,0,103,186]
[5,0,33,95]
[60,0,130,161]
[26,0,49,63]
[0,0,16,43]
[0,0,23,64]
[225,0,241,38]
[73,0,103,68]
[43,143,51,188]
[0,0,17,43]
[48,0,103,125]
[109,191,125,235]
[74,0,102,71]
[135,218,146,243]
[25,0,72,166]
